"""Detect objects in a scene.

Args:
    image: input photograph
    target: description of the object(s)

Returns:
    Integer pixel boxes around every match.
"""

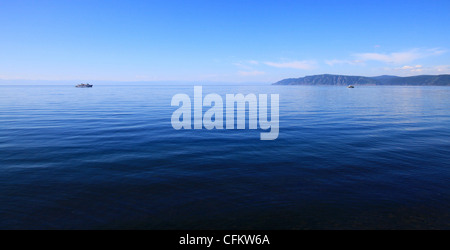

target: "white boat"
[76,83,93,88]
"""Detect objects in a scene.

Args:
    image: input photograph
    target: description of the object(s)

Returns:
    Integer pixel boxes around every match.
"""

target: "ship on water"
[76,83,93,88]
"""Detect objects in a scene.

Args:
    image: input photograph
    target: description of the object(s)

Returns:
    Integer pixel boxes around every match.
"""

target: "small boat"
[347,85,355,88]
[76,83,93,88]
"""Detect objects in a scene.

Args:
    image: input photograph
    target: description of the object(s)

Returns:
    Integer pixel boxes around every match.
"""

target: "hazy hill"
[273,74,450,86]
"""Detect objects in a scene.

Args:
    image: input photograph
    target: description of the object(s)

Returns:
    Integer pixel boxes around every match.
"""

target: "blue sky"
[1,0,449,83]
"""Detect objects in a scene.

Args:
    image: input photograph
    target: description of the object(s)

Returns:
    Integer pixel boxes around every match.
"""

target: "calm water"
[0,85,449,229]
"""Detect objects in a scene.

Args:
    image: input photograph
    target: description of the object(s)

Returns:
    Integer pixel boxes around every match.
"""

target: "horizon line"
[1,73,450,83]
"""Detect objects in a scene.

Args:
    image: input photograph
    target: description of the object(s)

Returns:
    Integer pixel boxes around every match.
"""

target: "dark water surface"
[0,85,449,229]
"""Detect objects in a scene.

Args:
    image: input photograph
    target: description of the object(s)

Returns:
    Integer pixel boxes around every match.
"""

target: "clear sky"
[1,0,449,83]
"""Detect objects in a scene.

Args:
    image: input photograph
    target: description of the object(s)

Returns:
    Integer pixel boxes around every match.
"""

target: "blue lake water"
[0,85,449,229]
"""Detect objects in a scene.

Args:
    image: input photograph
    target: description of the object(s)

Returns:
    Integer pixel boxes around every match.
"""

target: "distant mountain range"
[273,74,450,86]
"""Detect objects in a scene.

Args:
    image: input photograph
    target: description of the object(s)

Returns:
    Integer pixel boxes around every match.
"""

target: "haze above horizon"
[1,0,449,83]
